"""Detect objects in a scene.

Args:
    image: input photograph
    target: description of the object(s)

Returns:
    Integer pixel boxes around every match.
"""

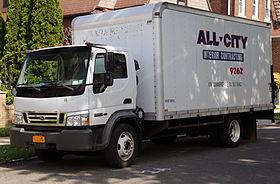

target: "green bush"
[0,126,11,137]
[275,113,280,121]
[0,145,35,162]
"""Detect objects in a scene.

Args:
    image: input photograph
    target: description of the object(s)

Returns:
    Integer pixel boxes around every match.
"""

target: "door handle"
[123,98,132,104]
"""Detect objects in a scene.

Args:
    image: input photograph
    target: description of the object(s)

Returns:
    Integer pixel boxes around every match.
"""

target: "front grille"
[23,112,66,126]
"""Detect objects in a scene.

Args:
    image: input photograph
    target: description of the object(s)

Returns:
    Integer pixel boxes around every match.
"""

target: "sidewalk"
[0,137,10,145]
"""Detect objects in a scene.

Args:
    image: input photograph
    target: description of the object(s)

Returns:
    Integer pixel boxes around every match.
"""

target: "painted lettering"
[224,34,231,47]
[241,36,248,49]
[197,30,248,49]
[197,30,206,45]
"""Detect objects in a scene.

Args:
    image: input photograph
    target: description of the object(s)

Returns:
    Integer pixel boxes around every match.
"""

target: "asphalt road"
[1,125,280,184]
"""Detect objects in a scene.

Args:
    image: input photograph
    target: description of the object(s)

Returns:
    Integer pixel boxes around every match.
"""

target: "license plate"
[33,135,45,143]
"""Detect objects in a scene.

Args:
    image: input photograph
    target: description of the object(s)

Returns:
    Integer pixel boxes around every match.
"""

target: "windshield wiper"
[17,84,41,92]
[45,81,74,91]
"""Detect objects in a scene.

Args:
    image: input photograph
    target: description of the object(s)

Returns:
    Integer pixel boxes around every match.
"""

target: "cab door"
[88,51,136,126]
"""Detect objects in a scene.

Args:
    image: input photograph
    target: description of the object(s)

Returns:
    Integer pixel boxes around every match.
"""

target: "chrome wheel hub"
[229,120,240,143]
[117,131,134,161]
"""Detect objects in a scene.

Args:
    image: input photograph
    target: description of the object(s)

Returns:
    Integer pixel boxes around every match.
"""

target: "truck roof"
[72,2,270,39]
[28,44,126,53]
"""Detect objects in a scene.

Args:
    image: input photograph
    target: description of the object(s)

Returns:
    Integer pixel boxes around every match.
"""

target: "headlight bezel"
[14,114,24,124]
[66,114,89,126]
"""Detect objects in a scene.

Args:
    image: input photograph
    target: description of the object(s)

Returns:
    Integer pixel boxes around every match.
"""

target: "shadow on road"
[1,126,280,184]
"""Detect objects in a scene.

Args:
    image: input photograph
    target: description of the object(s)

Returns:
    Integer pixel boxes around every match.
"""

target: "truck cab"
[10,43,140,167]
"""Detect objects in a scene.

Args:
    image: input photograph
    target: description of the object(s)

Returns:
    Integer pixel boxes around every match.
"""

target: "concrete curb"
[0,137,10,145]
[0,156,37,165]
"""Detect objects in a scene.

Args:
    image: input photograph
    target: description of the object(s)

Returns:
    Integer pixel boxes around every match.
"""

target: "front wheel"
[105,124,138,168]
[219,116,242,147]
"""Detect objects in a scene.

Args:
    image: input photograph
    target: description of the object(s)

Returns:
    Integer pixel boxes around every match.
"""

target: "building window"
[177,0,187,6]
[3,0,9,8]
[265,0,271,21]
[252,0,258,19]
[239,0,245,17]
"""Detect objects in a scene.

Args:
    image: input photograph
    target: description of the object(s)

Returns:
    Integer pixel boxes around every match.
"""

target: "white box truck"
[6,2,274,167]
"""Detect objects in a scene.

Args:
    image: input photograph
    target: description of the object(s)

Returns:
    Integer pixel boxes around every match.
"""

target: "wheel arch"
[99,110,142,150]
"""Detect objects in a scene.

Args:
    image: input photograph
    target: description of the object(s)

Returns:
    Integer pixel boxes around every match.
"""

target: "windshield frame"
[16,46,91,88]
[15,46,92,98]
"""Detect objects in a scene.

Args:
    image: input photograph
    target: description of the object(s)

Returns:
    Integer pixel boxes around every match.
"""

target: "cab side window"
[93,53,128,94]
[113,54,127,79]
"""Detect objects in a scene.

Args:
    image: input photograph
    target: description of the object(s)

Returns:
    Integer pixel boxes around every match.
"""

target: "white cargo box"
[72,2,273,121]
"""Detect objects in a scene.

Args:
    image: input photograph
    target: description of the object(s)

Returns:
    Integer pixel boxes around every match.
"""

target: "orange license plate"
[33,135,45,143]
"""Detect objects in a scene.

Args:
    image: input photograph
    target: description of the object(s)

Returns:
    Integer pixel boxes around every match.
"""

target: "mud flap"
[243,111,257,141]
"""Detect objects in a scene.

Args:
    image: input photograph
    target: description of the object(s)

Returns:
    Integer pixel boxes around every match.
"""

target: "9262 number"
[230,67,243,75]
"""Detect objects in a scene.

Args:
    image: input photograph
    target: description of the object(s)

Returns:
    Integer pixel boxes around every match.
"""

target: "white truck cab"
[14,44,137,127]
[10,44,140,167]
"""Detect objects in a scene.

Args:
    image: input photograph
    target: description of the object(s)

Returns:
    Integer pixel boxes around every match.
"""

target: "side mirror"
[104,72,113,86]
[12,88,17,96]
[4,58,12,91]
[105,52,114,72]
[134,60,140,71]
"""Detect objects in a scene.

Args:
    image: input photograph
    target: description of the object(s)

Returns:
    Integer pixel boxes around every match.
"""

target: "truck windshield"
[17,47,90,88]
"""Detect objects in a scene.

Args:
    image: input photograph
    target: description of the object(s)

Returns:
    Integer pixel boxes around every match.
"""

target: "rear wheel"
[219,116,242,147]
[105,124,138,168]
[35,149,64,162]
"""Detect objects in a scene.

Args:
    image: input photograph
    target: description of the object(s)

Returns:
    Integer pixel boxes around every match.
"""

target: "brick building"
[60,0,211,27]
[209,0,280,73]
[0,0,211,26]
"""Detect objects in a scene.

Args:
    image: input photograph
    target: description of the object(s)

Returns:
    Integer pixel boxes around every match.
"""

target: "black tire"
[35,149,64,162]
[219,115,242,147]
[151,136,177,144]
[105,124,138,168]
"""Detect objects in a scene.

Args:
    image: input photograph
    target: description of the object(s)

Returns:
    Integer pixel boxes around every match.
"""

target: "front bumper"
[10,127,94,151]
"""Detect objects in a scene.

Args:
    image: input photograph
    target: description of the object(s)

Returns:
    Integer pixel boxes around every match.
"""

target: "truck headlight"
[14,114,24,124]
[66,114,89,126]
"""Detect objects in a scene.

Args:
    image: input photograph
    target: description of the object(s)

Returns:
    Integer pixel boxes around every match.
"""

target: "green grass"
[0,145,35,162]
[0,126,11,137]
[275,113,280,121]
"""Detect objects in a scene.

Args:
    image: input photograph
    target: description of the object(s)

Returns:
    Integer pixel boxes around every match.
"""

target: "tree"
[0,13,10,104]
[29,0,64,49]
[4,0,31,88]
[0,13,6,84]
[2,0,64,104]
[0,13,5,58]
